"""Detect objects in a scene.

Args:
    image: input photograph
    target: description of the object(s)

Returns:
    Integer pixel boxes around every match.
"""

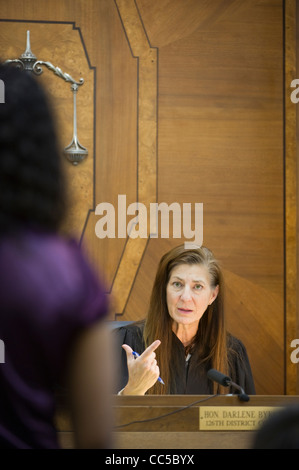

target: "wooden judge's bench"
[56,395,299,449]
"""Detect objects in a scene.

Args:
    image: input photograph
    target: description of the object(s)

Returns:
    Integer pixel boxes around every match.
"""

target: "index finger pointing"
[141,340,161,358]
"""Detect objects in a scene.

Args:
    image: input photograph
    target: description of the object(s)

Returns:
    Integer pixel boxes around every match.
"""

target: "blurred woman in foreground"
[0,64,112,449]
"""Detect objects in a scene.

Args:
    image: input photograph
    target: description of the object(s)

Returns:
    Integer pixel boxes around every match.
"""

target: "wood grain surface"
[0,0,297,395]
[56,394,299,448]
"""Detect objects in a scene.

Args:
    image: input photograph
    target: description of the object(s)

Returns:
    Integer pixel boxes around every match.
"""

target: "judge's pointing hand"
[121,340,161,395]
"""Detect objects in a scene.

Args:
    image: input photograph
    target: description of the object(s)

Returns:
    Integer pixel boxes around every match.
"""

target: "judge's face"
[166,263,219,330]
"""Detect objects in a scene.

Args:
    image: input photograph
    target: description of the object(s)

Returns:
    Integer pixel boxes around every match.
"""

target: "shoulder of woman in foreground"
[0,230,108,322]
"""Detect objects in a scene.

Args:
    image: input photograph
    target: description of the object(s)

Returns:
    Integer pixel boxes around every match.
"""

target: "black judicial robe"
[113,321,256,395]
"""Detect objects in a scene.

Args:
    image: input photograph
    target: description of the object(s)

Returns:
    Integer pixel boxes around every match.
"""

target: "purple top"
[0,231,108,448]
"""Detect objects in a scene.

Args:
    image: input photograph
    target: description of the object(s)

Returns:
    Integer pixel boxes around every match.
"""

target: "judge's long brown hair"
[143,244,231,394]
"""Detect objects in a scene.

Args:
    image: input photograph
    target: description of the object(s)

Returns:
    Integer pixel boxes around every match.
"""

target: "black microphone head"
[238,392,250,402]
[207,368,231,387]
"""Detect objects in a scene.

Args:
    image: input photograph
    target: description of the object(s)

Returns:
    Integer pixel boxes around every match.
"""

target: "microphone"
[207,368,250,402]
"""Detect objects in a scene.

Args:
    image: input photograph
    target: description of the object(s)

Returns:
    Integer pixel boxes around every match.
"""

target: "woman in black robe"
[114,245,255,396]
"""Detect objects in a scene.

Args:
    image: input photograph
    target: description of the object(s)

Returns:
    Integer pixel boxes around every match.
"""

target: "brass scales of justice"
[4,30,88,165]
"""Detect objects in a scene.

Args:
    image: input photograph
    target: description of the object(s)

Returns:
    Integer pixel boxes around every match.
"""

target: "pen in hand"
[132,351,165,385]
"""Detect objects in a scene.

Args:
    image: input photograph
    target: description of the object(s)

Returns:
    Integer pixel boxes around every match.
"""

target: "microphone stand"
[227,380,250,402]
[207,369,250,402]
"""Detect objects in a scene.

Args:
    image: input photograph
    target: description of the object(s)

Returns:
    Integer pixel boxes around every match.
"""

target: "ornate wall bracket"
[4,30,88,165]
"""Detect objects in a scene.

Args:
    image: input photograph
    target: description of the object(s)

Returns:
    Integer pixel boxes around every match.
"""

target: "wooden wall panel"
[125,0,286,395]
[285,0,297,396]
[0,0,297,395]
[0,22,95,239]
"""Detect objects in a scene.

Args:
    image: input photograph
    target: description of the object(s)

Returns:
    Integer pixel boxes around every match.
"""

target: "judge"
[114,244,256,395]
